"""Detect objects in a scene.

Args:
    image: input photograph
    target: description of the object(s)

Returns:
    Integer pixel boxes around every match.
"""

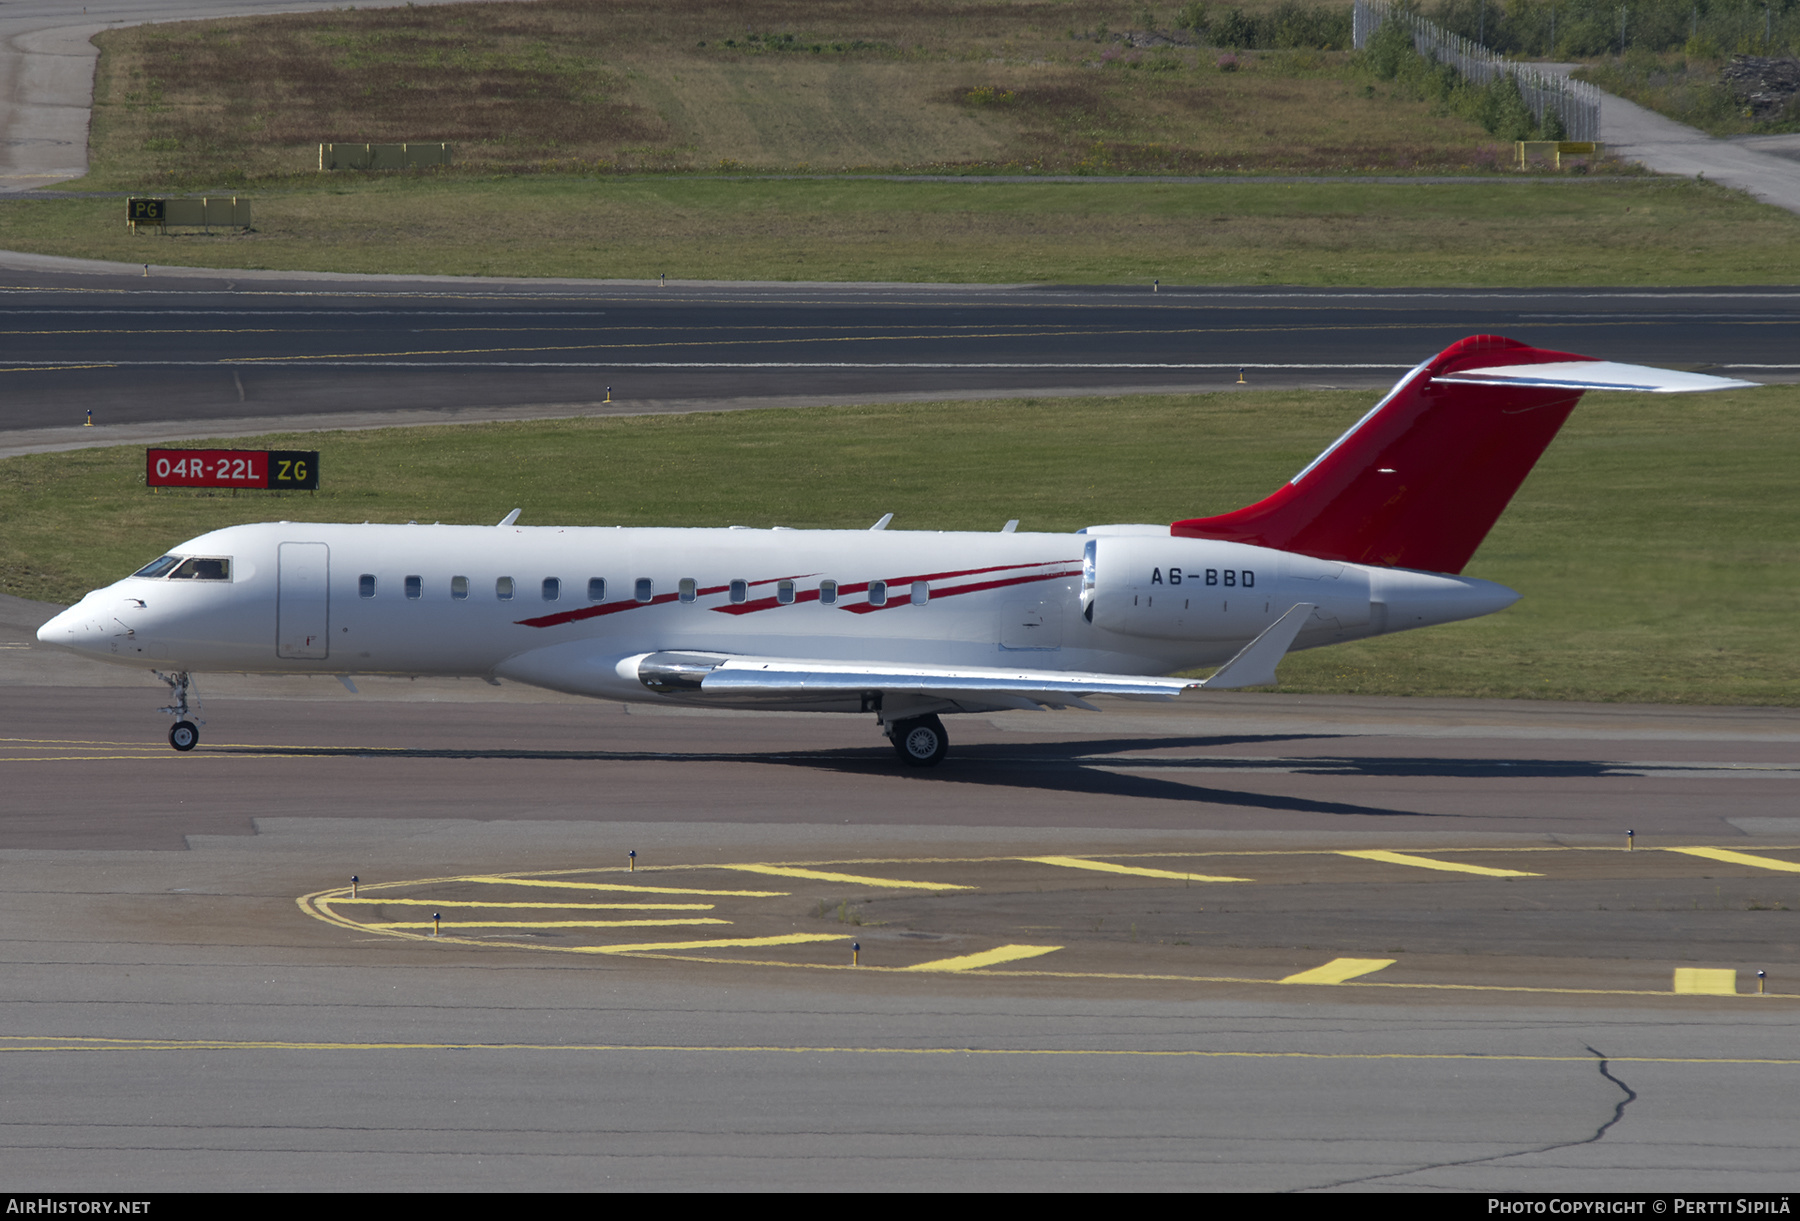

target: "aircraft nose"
[36,603,80,645]
[36,596,109,653]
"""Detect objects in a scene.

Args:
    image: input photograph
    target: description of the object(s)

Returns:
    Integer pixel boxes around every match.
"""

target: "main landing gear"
[887,714,948,768]
[154,670,202,753]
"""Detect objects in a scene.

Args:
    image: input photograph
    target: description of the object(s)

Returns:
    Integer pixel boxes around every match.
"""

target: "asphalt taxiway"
[4,594,1799,1189]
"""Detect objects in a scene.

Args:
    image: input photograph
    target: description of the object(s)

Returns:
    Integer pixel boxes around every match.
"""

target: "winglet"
[1199,603,1315,690]
[870,513,893,531]
[497,508,522,527]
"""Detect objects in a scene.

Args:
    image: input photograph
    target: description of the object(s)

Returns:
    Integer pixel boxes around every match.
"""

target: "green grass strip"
[12,176,1800,286]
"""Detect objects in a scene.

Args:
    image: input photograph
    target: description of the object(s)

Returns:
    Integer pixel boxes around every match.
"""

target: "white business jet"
[39,336,1753,764]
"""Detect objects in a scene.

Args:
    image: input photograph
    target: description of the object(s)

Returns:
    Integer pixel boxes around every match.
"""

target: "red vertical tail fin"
[1170,336,1747,575]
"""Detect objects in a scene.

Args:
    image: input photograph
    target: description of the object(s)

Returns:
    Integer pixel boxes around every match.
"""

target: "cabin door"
[277,542,330,659]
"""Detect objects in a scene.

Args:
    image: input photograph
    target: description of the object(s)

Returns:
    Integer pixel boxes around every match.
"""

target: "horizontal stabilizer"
[1437,361,1757,394]
[1196,602,1314,690]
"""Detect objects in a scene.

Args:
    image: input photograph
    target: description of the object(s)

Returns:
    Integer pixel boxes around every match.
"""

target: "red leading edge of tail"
[1170,335,1601,576]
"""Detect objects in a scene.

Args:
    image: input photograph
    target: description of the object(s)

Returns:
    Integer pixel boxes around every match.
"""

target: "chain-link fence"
[1353,0,1602,140]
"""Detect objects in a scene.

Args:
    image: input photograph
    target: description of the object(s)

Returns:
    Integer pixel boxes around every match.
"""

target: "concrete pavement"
[1603,88,1800,214]
[1529,61,1800,214]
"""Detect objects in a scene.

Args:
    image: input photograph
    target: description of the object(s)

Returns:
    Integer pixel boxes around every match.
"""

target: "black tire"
[169,721,199,752]
[890,715,948,768]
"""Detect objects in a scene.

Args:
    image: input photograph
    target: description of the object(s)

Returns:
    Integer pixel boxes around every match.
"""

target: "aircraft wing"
[694,657,1196,707]
[641,603,1317,708]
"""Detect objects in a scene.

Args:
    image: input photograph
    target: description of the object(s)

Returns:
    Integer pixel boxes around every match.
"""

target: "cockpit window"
[136,555,230,580]
[169,557,231,581]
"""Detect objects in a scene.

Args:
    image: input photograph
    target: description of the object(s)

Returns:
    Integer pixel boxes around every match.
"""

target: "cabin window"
[542,577,560,601]
[819,580,837,606]
[451,576,469,600]
[777,579,795,605]
[729,579,748,604]
[911,580,929,606]
[132,556,182,579]
[405,576,422,600]
[359,574,376,598]
[868,581,888,607]
[170,557,230,581]
[587,578,606,602]
[679,578,697,603]
[635,578,654,603]
[496,577,515,601]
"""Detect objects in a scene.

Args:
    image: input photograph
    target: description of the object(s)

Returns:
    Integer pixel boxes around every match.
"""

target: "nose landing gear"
[154,670,202,752]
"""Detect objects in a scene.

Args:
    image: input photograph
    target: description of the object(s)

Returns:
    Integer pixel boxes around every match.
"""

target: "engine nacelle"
[1081,535,1370,642]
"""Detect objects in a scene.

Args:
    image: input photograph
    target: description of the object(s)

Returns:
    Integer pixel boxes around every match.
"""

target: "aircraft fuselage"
[39,520,1514,711]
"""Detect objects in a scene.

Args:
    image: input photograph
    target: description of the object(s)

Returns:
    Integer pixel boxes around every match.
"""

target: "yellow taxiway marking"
[6,1035,1800,1065]
[461,875,786,898]
[294,879,1795,999]
[1673,968,1739,995]
[1280,957,1397,985]
[1020,856,1252,883]
[903,944,1063,972]
[1337,849,1541,878]
[582,933,847,955]
[668,956,1788,1000]
[717,864,971,890]
[320,898,714,911]
[366,918,732,931]
[1665,847,1800,874]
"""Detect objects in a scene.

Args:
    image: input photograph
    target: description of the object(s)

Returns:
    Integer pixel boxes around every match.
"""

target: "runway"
[2,259,1798,454]
[5,587,1800,1189]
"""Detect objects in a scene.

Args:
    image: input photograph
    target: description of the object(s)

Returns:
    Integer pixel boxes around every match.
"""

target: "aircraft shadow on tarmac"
[197,730,1637,818]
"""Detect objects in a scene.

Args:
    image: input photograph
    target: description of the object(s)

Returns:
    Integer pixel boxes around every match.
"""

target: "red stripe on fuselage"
[516,560,1076,627]
[713,587,825,616]
[863,559,1076,589]
[516,590,687,628]
[843,568,1081,613]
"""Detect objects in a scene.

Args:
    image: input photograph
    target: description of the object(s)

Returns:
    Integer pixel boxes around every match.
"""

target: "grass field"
[5,0,1786,286]
[7,386,1797,705]
[83,0,1503,185]
[10,174,1800,285]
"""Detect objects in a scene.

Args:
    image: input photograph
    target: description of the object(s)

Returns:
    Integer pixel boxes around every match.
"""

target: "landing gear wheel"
[890,715,948,768]
[168,721,199,752]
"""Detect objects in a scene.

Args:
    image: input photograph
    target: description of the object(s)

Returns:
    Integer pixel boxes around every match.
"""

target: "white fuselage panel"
[37,521,1518,708]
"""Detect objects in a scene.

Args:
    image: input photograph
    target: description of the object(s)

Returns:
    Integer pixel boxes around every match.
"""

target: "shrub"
[1477,72,1537,139]
[1366,14,1417,79]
